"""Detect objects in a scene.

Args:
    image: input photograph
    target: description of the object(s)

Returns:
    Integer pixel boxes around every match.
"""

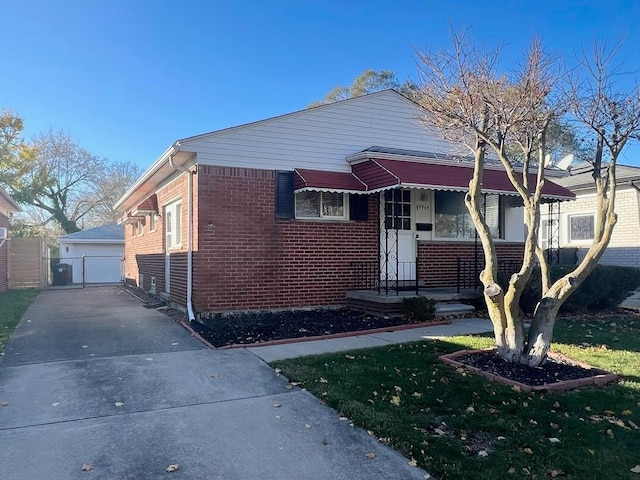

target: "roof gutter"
[169,144,196,322]
[114,143,181,212]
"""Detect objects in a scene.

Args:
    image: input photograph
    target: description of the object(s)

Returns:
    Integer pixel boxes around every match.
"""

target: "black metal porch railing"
[456,257,522,293]
[351,261,379,291]
[351,260,419,295]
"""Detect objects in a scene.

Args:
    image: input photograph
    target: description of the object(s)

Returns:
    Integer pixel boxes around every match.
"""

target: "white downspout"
[169,147,196,322]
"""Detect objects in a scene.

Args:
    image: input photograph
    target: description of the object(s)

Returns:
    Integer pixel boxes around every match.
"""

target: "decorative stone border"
[439,348,619,392]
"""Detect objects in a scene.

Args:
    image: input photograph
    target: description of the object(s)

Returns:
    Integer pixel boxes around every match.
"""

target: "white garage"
[58,223,124,284]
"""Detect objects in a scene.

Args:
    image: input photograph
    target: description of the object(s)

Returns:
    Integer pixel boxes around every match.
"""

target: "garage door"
[83,256,123,283]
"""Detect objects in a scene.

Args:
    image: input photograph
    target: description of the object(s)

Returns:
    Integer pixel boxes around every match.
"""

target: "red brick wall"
[417,241,525,288]
[124,172,190,305]
[0,212,9,292]
[193,166,379,314]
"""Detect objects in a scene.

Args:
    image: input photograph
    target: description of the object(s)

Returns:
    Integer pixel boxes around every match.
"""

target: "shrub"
[401,296,437,323]
[499,264,640,315]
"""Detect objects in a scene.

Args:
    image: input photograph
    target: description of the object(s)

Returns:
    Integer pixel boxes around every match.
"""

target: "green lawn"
[0,289,39,352]
[274,315,640,480]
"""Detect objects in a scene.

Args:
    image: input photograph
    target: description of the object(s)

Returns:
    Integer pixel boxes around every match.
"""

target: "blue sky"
[3,0,640,169]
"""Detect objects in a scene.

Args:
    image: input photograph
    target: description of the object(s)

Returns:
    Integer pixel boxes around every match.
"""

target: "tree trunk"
[522,297,560,367]
[483,283,526,362]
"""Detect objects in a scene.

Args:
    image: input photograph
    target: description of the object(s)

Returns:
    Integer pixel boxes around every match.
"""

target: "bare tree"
[88,160,142,226]
[416,32,640,366]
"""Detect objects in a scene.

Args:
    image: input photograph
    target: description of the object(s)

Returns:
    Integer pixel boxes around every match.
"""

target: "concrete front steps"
[435,302,476,317]
[346,288,481,318]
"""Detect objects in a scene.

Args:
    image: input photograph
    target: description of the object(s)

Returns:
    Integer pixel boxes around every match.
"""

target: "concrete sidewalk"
[247,317,494,362]
[0,287,427,480]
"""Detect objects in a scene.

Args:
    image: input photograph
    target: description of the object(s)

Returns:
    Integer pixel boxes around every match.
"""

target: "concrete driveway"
[0,287,426,480]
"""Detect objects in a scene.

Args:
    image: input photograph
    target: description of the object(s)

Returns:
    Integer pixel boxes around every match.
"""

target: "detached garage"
[58,223,124,284]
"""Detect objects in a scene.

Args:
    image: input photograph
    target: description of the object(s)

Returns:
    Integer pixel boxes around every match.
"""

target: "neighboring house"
[547,163,640,268]
[58,223,124,284]
[0,187,21,292]
[115,90,574,319]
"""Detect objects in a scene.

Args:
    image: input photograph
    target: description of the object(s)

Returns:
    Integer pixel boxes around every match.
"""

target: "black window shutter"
[349,194,369,221]
[275,171,294,219]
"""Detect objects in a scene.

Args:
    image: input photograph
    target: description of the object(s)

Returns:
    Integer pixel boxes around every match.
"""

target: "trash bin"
[53,263,71,286]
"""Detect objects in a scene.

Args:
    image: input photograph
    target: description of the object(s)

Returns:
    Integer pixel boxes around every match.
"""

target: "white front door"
[380,189,416,283]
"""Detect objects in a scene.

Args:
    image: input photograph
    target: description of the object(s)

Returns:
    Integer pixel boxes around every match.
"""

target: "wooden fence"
[9,237,49,289]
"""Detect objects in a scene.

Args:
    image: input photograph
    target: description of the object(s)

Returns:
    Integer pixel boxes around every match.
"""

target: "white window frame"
[568,213,595,243]
[295,191,348,220]
[149,213,157,232]
[165,200,182,249]
[433,191,504,240]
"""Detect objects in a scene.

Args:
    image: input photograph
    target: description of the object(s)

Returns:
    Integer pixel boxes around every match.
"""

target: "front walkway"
[0,287,426,480]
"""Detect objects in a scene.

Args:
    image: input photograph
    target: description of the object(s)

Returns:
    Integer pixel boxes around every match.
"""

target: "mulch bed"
[441,349,618,392]
[453,350,607,386]
[192,309,430,348]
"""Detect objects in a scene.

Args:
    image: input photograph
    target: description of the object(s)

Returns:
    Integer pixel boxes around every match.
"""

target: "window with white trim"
[569,214,594,242]
[165,201,182,248]
[434,191,503,239]
[295,191,346,219]
[149,213,157,232]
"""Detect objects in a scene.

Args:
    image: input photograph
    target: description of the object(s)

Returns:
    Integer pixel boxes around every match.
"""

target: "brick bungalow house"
[0,187,21,292]
[115,90,574,320]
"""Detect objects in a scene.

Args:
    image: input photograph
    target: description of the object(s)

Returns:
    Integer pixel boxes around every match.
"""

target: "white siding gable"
[179,90,457,172]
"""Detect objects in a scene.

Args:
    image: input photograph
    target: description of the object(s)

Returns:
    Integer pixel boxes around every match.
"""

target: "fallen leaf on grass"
[477,450,488,458]
[628,420,639,430]
[523,447,533,454]
[550,422,560,430]
[549,469,566,477]
[115,402,124,407]
[81,463,93,472]
[466,406,475,413]
[622,410,633,416]
[553,401,561,408]
[548,437,561,443]
[408,457,418,466]
[364,452,376,460]
[507,467,516,474]
[631,465,640,474]
[319,377,329,384]
[606,429,615,438]
[166,464,179,473]
[345,355,356,360]
[390,395,401,406]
